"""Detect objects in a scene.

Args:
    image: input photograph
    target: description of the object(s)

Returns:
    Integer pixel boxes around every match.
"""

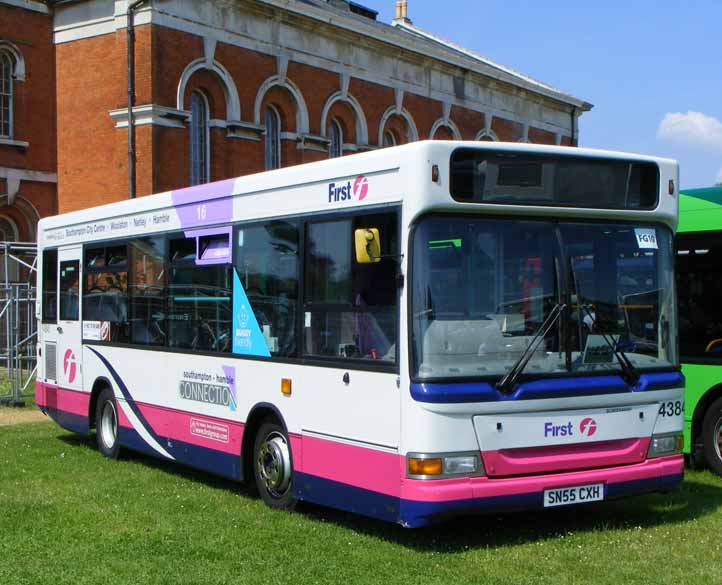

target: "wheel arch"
[240,402,288,483]
[691,382,722,450]
[88,376,114,429]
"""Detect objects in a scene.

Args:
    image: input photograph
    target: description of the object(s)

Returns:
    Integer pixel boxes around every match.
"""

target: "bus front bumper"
[398,454,683,528]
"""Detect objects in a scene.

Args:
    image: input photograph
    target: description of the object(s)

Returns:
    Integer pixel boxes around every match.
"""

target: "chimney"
[392,0,412,25]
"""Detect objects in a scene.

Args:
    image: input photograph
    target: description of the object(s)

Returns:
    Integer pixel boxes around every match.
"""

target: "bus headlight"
[407,452,485,479]
[647,433,683,458]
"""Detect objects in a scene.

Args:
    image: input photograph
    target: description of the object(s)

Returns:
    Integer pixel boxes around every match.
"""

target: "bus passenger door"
[300,212,401,468]
[56,246,83,392]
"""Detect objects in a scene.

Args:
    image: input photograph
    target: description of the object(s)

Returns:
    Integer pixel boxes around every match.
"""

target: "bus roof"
[38,141,679,247]
[679,186,722,233]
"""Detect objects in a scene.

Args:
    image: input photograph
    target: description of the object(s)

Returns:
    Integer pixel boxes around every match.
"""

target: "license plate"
[543,483,604,507]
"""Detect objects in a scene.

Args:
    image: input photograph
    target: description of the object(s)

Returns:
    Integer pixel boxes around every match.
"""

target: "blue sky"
[362,1,722,189]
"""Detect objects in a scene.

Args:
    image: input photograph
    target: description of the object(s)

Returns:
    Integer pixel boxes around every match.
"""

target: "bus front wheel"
[95,387,121,459]
[253,421,296,510]
[702,397,722,476]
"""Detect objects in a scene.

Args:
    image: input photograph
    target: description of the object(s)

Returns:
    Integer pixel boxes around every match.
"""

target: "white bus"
[36,141,684,527]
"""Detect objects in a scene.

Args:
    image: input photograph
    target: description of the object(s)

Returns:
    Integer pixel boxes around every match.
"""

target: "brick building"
[1,0,592,244]
[0,0,56,248]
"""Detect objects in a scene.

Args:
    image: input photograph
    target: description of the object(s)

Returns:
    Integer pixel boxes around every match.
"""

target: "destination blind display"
[450,148,660,210]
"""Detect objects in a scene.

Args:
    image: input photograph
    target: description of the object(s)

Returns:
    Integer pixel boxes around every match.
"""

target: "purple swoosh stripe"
[171,178,236,229]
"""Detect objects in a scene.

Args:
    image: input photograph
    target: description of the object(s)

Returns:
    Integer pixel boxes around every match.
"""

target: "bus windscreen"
[450,149,659,210]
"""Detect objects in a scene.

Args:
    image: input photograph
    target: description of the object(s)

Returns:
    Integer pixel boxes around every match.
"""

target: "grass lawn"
[1,421,722,585]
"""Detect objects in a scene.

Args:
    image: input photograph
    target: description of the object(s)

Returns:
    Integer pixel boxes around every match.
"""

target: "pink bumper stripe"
[299,435,403,497]
[35,381,89,418]
[401,455,684,503]
[482,437,651,477]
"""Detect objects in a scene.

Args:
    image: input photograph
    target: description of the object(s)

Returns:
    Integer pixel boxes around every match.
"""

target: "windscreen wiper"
[568,258,640,385]
[496,303,566,395]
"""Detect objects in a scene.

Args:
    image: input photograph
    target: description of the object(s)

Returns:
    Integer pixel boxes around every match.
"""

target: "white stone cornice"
[0,167,57,183]
[109,104,188,128]
[0,0,49,14]
[0,138,29,149]
[297,134,329,153]
[254,0,590,109]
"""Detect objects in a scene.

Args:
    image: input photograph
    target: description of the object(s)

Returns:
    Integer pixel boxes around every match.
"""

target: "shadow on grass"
[298,478,722,551]
[55,431,722,551]
[56,431,253,496]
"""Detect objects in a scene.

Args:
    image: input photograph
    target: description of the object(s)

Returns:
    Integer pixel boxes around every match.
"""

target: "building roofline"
[260,0,593,111]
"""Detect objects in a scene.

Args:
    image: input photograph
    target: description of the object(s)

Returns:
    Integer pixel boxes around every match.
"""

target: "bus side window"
[129,237,166,346]
[677,230,722,361]
[83,245,129,342]
[41,249,58,323]
[304,212,398,363]
[167,234,232,353]
[235,220,299,357]
[59,260,80,321]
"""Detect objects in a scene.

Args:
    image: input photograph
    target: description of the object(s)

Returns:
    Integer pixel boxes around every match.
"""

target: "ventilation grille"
[45,342,56,382]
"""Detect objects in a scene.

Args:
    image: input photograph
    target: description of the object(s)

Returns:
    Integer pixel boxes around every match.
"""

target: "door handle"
[56,326,63,334]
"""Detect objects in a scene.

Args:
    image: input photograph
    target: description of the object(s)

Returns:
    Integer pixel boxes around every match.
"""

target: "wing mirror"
[354,228,381,264]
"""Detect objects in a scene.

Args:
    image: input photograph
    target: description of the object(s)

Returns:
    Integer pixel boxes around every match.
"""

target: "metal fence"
[0,242,37,406]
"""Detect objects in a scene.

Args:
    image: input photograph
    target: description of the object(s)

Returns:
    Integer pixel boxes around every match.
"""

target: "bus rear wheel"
[253,421,296,510]
[702,397,722,476]
[95,387,121,459]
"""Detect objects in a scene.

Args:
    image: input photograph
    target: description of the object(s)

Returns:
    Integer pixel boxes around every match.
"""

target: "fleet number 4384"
[658,401,683,417]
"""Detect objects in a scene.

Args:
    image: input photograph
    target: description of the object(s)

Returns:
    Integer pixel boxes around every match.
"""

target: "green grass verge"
[1,422,722,585]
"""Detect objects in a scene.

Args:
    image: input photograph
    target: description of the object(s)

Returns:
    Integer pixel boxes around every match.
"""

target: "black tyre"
[702,397,722,476]
[95,387,121,459]
[253,421,296,510]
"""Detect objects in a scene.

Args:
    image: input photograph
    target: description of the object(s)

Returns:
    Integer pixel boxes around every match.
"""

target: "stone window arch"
[320,91,368,148]
[429,118,461,141]
[475,129,499,142]
[254,76,310,136]
[378,106,419,147]
[177,58,240,123]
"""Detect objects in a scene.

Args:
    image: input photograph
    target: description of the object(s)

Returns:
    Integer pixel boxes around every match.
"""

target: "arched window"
[189,92,209,185]
[264,106,281,170]
[0,52,14,138]
[328,119,343,158]
[383,130,396,148]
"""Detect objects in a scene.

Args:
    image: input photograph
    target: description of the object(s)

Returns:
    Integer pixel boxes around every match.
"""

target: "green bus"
[677,186,722,475]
